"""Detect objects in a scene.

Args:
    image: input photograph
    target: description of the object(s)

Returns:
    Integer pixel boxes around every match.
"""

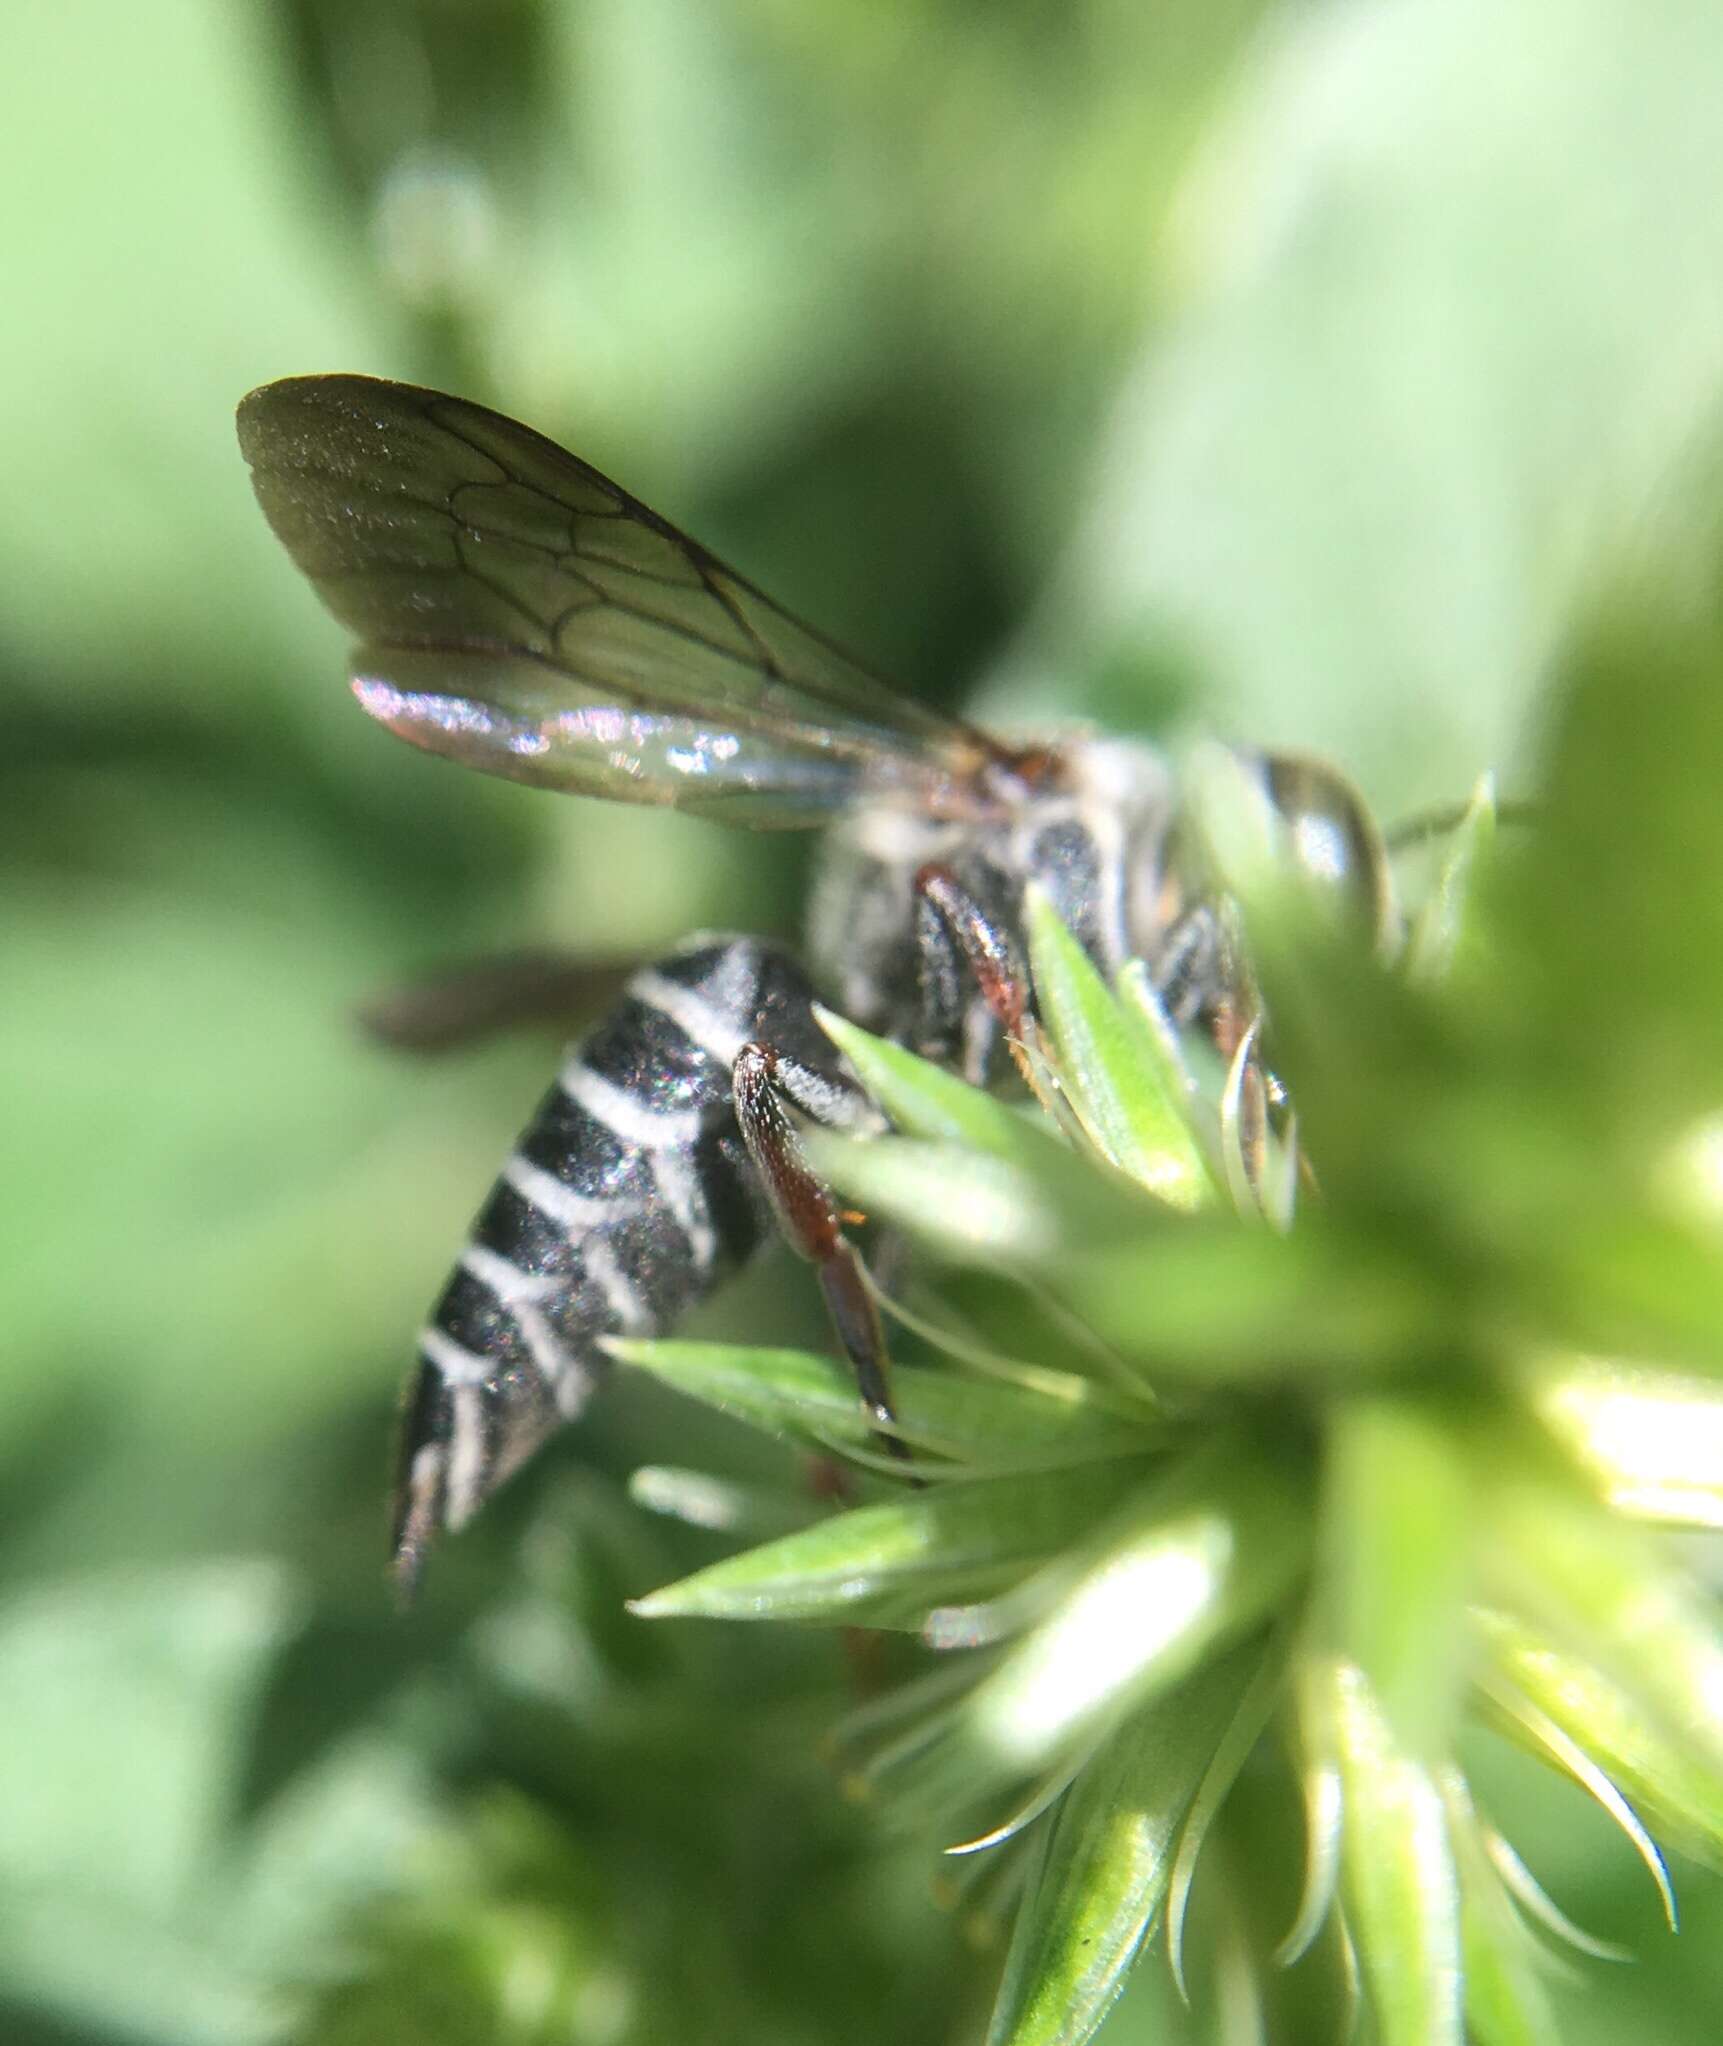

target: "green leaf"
[877,1435,1308,1810]
[626,1465,817,1542]
[1321,1397,1471,1759]
[1453,1825,1563,2046]
[608,1339,1151,1469]
[1478,1458,1723,1777]
[805,1131,1146,1267]
[1527,1355,1723,1529]
[1492,537,1723,1158]
[1005,0,1723,798]
[1279,1659,1345,1969]
[629,1461,1151,1628]
[1164,1631,1288,1995]
[1180,742,1287,913]
[1022,884,1214,1209]
[1066,1212,1444,1382]
[1538,1206,1723,1380]
[1477,1607,1723,1876]
[984,1644,1265,2046]
[1476,1821,1638,1964]
[1327,1658,1464,2046]
[816,1006,1078,1171]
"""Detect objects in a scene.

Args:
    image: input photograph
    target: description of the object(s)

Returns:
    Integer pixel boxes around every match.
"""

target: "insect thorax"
[808,737,1205,1063]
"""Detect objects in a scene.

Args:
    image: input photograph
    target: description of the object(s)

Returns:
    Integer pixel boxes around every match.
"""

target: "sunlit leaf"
[815,1007,1081,1170]
[985,1647,1265,2046]
[1477,1607,1723,1875]
[1321,1397,1471,1758]
[1478,1459,1723,1776]
[870,1438,1307,1824]
[1527,1355,1723,1529]
[1328,1658,1464,2046]
[1008,0,1723,798]
[609,1339,1149,1469]
[806,1131,1146,1266]
[629,1462,1151,1628]
[1022,883,1213,1209]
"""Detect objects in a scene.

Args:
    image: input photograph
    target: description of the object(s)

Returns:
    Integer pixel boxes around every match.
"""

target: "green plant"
[605,537,1723,2044]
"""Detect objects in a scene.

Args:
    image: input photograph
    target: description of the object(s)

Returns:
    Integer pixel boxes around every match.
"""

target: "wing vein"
[237,373,1011,829]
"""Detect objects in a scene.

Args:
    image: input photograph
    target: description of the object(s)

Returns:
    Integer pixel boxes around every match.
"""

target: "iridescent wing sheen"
[237,375,1006,826]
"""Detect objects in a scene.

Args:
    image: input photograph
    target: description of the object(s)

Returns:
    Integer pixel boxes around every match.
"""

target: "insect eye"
[1260,753,1395,942]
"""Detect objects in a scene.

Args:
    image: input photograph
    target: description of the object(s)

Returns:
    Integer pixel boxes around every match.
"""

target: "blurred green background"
[7,1,1723,2040]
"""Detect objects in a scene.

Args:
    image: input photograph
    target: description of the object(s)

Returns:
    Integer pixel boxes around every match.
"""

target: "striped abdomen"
[392,934,839,1587]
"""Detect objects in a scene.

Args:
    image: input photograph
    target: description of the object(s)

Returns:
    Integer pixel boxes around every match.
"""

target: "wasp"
[238,376,1388,1593]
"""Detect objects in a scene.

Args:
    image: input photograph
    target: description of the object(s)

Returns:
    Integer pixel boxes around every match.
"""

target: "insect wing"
[237,375,998,825]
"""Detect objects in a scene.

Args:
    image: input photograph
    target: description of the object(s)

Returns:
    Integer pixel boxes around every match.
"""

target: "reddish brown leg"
[733,1043,912,1468]
[912,863,1030,1043]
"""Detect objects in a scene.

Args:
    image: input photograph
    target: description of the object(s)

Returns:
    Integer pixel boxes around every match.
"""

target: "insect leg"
[912,862,1032,1083]
[732,1043,909,1464]
[1150,902,1234,1034]
[359,950,638,1054]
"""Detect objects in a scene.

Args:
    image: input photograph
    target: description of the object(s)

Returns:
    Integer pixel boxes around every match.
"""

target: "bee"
[237,375,1387,1592]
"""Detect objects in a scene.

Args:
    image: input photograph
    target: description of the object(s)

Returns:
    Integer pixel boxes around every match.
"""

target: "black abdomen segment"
[391,934,837,1588]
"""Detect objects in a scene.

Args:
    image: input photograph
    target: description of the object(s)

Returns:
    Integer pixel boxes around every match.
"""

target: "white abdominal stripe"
[402,934,846,1538]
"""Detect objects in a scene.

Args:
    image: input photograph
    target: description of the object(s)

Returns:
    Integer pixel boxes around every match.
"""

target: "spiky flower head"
[614,543,1723,2046]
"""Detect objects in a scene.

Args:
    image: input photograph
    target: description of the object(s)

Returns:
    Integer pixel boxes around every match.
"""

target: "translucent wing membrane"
[237,375,1007,826]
